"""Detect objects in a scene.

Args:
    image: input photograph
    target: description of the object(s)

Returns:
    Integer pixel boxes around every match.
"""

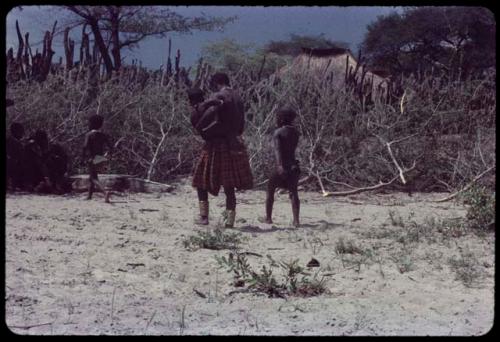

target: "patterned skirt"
[192,138,253,196]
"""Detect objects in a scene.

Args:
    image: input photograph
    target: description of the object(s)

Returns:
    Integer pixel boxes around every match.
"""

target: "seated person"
[46,142,72,194]
[23,129,51,192]
[6,122,26,191]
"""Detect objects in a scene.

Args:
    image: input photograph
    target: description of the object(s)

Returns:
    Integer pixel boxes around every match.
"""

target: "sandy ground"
[5,180,495,336]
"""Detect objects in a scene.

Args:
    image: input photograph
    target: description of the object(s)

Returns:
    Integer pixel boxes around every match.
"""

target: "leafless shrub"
[6,47,495,191]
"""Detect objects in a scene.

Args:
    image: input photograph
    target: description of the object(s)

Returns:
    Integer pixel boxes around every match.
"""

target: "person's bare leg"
[265,177,277,224]
[86,165,97,200]
[86,177,94,200]
[289,188,300,227]
[196,188,209,225]
[92,175,110,203]
[223,186,236,228]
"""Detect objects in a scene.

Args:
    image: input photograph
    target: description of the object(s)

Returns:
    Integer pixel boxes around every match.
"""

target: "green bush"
[462,186,495,231]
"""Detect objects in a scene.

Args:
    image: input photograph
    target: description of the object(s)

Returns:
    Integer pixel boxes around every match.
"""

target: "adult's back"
[214,87,245,137]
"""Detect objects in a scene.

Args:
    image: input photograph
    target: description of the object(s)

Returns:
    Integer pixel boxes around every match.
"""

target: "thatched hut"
[276,47,388,97]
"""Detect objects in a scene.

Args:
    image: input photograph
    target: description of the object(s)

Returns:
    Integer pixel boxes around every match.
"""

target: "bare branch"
[321,175,399,197]
[434,165,495,202]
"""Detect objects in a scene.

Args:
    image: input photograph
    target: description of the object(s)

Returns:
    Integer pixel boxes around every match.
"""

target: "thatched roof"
[300,47,349,57]
[276,47,388,92]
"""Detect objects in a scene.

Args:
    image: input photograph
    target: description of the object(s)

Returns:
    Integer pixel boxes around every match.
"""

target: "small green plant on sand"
[183,229,243,251]
[215,253,327,298]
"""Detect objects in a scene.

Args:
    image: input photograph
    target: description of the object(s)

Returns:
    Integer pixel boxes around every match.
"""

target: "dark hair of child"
[10,122,25,139]
[89,114,104,130]
[187,87,205,106]
[210,72,230,88]
[276,107,297,127]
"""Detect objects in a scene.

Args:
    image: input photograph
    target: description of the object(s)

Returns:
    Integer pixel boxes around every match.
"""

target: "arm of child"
[196,105,219,132]
[197,97,223,113]
[190,108,203,129]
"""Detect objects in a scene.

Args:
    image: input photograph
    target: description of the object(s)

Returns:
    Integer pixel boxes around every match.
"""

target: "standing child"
[82,114,113,203]
[265,108,301,227]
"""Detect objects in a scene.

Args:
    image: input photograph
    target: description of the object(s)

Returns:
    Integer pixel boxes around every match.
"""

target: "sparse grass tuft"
[335,237,363,255]
[389,245,416,273]
[183,229,243,251]
[448,249,485,287]
[388,209,468,245]
[388,209,406,227]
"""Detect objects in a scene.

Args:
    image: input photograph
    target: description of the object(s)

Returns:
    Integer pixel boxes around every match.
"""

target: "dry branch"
[320,175,399,197]
[434,165,495,202]
[9,322,53,330]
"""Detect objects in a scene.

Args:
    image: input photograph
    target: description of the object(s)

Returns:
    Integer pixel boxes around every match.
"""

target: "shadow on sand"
[239,225,296,233]
[238,220,343,233]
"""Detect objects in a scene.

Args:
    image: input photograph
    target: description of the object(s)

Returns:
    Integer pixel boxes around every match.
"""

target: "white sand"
[5,181,494,335]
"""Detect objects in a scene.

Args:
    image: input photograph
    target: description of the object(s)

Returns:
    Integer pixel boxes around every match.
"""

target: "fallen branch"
[434,166,495,203]
[9,322,53,330]
[321,175,399,197]
[239,252,263,258]
[193,288,207,298]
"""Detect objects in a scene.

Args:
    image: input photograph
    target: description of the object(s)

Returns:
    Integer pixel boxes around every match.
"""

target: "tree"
[62,6,235,76]
[201,39,289,79]
[264,33,350,56]
[361,6,496,78]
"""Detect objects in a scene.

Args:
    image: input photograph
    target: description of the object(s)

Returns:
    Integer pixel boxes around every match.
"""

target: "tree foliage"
[63,6,235,75]
[361,6,496,78]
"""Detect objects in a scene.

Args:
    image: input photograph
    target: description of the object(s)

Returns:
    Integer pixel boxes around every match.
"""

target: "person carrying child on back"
[82,114,113,203]
[188,72,253,228]
[264,107,301,227]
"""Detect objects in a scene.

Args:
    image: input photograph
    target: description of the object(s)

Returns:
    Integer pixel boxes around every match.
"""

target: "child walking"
[82,114,113,203]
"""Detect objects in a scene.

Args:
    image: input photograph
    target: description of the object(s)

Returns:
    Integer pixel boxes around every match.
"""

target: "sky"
[5,5,402,69]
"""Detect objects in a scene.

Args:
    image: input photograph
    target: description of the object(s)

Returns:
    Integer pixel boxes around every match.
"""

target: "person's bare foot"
[195,217,209,225]
[258,217,273,224]
[104,191,111,203]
